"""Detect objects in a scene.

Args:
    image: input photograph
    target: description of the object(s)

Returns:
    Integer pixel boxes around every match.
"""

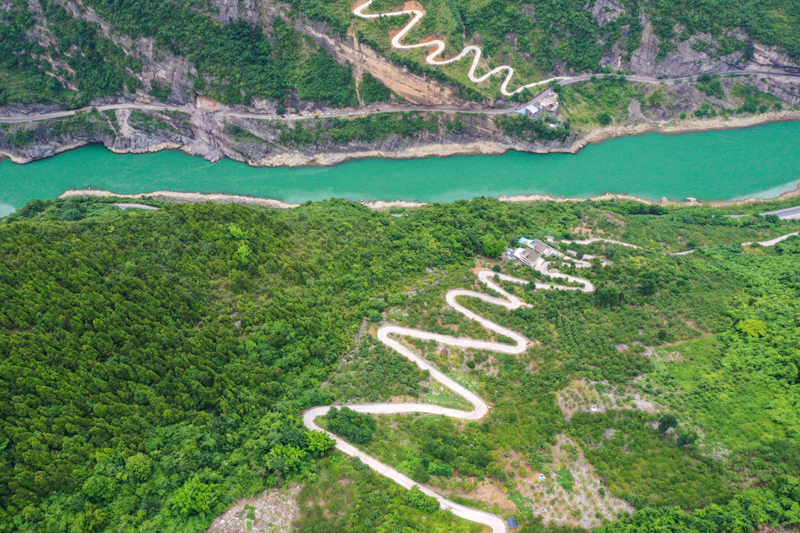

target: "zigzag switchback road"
[352,0,568,96]
[303,230,800,531]
[352,0,800,97]
[304,268,592,533]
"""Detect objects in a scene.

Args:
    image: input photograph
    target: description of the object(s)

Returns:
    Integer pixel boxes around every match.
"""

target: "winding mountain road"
[550,232,800,253]
[304,268,592,532]
[353,0,800,99]
[303,230,800,531]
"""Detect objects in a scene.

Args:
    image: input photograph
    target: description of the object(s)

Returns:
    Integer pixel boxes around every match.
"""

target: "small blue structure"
[519,237,534,246]
[539,473,546,481]
[507,516,519,529]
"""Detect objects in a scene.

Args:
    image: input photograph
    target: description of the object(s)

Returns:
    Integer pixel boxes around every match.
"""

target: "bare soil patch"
[206,484,300,533]
[556,379,661,419]
[511,434,633,529]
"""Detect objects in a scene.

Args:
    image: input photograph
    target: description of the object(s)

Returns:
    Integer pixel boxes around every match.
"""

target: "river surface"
[1,121,799,215]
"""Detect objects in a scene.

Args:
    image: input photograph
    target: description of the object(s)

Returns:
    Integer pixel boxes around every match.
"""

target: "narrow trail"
[304,268,593,532]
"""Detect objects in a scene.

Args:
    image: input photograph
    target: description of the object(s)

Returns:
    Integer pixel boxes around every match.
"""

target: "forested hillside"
[2,0,799,109]
[1,196,800,532]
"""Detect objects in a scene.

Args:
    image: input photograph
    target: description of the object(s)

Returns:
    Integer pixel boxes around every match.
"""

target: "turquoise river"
[1,120,800,217]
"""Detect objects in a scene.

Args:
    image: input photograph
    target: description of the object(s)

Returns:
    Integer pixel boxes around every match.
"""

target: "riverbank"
[2,107,799,168]
[59,181,800,211]
[4,119,798,217]
[59,189,429,211]
[570,109,800,154]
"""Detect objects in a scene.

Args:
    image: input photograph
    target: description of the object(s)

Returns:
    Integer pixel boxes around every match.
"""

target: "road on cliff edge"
[1,71,799,125]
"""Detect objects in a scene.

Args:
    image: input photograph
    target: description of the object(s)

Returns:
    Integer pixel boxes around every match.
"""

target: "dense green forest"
[1,196,800,532]
[0,0,358,109]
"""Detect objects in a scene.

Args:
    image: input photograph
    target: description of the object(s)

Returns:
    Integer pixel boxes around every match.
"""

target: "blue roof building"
[519,237,534,246]
[507,516,519,529]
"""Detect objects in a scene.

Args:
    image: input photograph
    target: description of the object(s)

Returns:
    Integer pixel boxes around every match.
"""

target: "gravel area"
[206,484,300,533]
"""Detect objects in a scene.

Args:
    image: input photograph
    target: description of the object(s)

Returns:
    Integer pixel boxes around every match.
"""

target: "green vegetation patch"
[559,76,639,126]
[1,128,35,148]
[225,124,267,144]
[556,468,574,493]
[0,1,74,105]
[360,72,392,105]
[597,477,800,533]
[325,407,377,445]
[295,455,483,532]
[499,114,571,142]
[279,112,440,146]
[570,410,734,509]
[1,195,799,533]
[332,336,428,402]
[647,243,800,462]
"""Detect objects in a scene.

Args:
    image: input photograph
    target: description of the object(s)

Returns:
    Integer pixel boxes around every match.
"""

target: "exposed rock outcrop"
[591,0,625,27]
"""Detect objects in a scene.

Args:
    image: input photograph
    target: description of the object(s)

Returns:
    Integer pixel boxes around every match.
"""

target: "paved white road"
[560,231,800,249]
[303,268,596,533]
[762,205,800,220]
[353,0,800,98]
[550,231,800,253]
[303,227,800,530]
[112,203,159,210]
[742,231,799,246]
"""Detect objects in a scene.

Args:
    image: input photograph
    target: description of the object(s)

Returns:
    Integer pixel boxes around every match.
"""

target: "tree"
[639,277,657,296]
[124,453,153,482]
[595,286,622,307]
[677,430,698,447]
[658,414,678,433]
[737,319,767,338]
[483,235,504,258]
[306,431,336,457]
[404,486,439,513]
[266,444,308,474]
[326,407,377,444]
[170,476,218,517]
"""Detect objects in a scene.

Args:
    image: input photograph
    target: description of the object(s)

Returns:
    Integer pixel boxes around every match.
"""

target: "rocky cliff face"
[0,107,573,166]
[258,3,470,107]
[37,0,200,104]
[3,0,800,169]
[214,0,261,24]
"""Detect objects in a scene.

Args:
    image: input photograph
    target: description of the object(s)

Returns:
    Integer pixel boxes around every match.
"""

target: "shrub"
[360,72,391,104]
[597,112,612,125]
[326,407,377,444]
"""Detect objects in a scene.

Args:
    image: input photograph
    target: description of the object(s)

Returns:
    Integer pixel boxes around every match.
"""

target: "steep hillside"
[3,0,799,109]
[2,196,800,532]
[1,0,800,164]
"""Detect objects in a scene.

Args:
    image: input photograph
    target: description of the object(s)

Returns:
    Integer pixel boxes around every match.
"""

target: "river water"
[1,121,799,215]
